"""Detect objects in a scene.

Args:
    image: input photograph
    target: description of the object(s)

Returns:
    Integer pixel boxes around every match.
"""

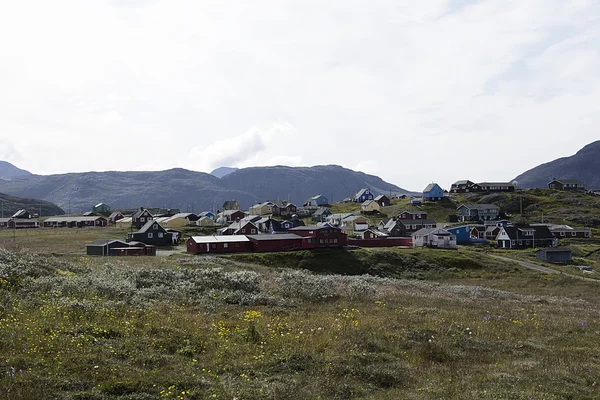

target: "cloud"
[0,1,598,190]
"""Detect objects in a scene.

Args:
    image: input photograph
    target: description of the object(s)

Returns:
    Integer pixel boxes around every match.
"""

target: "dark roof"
[86,239,128,247]
[452,180,473,186]
[222,200,239,208]
[289,225,339,231]
[11,209,28,218]
[536,248,572,254]
[502,225,554,240]
[132,208,152,219]
[459,203,500,210]
[478,182,515,187]
[398,219,437,226]
[136,220,167,234]
[550,179,584,185]
[247,234,302,241]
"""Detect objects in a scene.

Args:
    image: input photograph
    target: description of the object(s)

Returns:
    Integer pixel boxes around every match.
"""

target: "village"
[0,177,595,265]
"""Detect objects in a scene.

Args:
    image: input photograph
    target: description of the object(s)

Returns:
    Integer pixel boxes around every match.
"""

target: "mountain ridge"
[513,140,600,189]
[0,164,416,213]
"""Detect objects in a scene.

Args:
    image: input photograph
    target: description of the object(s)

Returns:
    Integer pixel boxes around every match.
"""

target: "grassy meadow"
[1,227,600,399]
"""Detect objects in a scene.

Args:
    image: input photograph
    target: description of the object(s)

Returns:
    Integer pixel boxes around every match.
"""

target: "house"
[132,207,154,229]
[478,182,515,192]
[198,211,215,220]
[247,234,304,252]
[548,179,585,191]
[43,216,108,228]
[249,202,276,216]
[354,188,374,203]
[216,210,246,223]
[304,195,329,207]
[222,200,241,211]
[86,239,135,256]
[326,213,355,226]
[159,213,196,228]
[361,200,380,214]
[126,220,172,246]
[397,210,428,220]
[422,183,445,201]
[457,204,500,222]
[341,215,370,233]
[12,209,31,219]
[536,248,572,264]
[93,203,111,213]
[187,235,251,254]
[312,207,333,222]
[82,211,97,217]
[108,211,124,223]
[218,220,259,236]
[196,216,216,227]
[397,219,437,233]
[272,201,297,218]
[115,217,133,228]
[379,219,406,237]
[288,225,348,248]
[0,218,40,229]
[470,225,486,239]
[546,225,592,239]
[358,229,388,240]
[373,195,391,207]
[445,225,472,244]
[450,180,477,193]
[113,242,157,256]
[412,228,457,249]
[495,225,557,249]
[485,225,502,241]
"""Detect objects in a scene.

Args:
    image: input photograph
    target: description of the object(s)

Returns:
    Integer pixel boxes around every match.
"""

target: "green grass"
[2,228,600,399]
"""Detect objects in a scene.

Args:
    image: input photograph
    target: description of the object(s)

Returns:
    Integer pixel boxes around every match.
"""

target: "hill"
[210,166,239,178]
[0,160,31,178]
[0,192,64,217]
[0,164,414,213]
[513,140,600,189]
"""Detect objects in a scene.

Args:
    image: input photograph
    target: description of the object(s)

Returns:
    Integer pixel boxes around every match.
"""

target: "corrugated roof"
[190,235,249,243]
[247,234,302,241]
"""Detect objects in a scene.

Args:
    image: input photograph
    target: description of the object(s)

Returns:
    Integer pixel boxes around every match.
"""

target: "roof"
[86,239,129,247]
[313,207,332,216]
[398,219,437,226]
[550,179,584,185]
[412,228,454,237]
[478,182,515,187]
[289,225,339,231]
[355,188,370,198]
[132,208,152,219]
[108,211,123,218]
[423,183,441,192]
[373,195,388,201]
[11,209,28,218]
[501,225,555,240]
[361,200,376,206]
[45,216,106,222]
[459,203,500,210]
[399,210,427,215]
[137,220,167,233]
[189,235,250,244]
[452,180,473,186]
[536,248,572,255]
[247,234,303,241]
[94,203,107,208]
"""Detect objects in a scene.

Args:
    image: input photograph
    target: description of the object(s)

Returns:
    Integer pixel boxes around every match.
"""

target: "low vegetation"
[1,238,600,399]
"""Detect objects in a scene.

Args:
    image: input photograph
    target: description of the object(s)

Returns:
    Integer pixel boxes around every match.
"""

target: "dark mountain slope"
[0,192,64,217]
[0,165,414,213]
[513,141,600,189]
[0,161,32,178]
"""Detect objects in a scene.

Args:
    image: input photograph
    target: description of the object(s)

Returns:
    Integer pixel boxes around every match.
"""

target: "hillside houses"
[548,179,585,191]
[422,183,445,201]
[496,225,556,249]
[354,188,374,203]
[304,195,329,207]
[457,204,500,222]
[450,180,515,193]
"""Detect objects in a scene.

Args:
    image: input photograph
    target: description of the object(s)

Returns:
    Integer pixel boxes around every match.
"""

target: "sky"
[0,0,599,191]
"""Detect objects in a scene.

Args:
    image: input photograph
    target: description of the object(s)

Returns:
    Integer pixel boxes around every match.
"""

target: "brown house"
[374,195,391,207]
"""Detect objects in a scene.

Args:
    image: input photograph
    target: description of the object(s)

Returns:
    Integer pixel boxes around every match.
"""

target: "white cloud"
[0,0,598,190]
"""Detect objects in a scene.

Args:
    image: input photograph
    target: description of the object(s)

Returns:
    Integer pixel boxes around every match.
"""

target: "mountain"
[0,161,32,178]
[0,192,64,217]
[210,166,239,179]
[0,164,415,213]
[513,141,600,189]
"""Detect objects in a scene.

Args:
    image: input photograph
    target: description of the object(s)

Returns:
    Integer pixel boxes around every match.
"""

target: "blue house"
[354,188,375,203]
[445,225,472,244]
[422,183,445,201]
[305,194,329,207]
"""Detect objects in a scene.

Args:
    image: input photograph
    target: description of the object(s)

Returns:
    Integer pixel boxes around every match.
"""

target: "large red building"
[247,234,303,252]
[186,235,252,254]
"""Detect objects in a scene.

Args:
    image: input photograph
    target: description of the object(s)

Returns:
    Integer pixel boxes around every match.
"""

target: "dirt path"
[489,255,600,282]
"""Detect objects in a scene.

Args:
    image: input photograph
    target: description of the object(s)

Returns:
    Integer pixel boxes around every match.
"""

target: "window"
[334,238,338,243]
[572,232,576,237]
[211,243,216,248]
[319,239,324,244]
[511,240,515,245]
[251,229,256,234]
[224,243,228,248]
[158,233,163,238]
[148,233,153,238]
[585,232,590,237]
[518,240,522,245]
[140,217,145,222]
[153,224,158,230]
[560,232,565,236]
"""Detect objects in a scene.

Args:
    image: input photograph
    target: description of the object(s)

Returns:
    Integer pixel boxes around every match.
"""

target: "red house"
[186,235,252,254]
[247,234,303,252]
[397,211,428,220]
[288,225,348,248]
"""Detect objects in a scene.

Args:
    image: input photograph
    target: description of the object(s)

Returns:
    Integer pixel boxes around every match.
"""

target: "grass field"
[1,228,600,399]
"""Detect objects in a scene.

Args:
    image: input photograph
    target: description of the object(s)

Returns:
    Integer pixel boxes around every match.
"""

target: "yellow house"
[342,215,370,233]
[115,217,132,228]
[249,202,275,216]
[197,216,215,227]
[361,200,380,214]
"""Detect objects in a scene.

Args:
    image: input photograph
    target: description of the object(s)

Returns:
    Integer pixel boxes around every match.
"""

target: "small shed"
[536,248,572,264]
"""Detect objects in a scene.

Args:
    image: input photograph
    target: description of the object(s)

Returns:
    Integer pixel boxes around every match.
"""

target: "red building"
[247,234,303,252]
[397,211,428,220]
[187,235,252,254]
[288,225,348,248]
[550,227,591,239]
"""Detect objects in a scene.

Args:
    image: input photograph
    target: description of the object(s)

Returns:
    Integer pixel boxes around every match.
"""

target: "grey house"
[536,248,572,264]
[457,204,500,222]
